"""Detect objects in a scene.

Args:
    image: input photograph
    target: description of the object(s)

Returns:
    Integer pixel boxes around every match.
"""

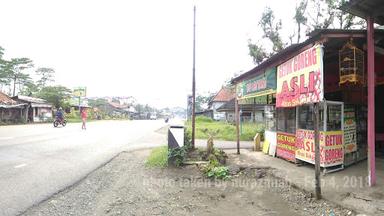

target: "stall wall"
[265,130,277,157]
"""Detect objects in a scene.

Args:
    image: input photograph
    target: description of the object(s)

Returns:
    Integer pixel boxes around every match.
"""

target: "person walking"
[81,108,87,130]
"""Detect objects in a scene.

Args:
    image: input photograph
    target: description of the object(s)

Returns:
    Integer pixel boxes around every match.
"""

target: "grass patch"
[186,116,264,141]
[145,146,168,168]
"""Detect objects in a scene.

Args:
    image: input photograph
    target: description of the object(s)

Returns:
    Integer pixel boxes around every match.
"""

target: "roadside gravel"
[22,149,356,216]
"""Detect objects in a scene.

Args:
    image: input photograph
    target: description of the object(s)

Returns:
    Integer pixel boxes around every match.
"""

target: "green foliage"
[184,128,192,147]
[195,93,215,112]
[36,67,55,89]
[248,7,284,65]
[306,0,364,30]
[187,120,264,141]
[294,0,308,43]
[207,166,230,180]
[168,144,191,167]
[247,40,268,65]
[2,57,34,96]
[37,85,72,109]
[195,115,214,123]
[145,146,168,168]
[259,7,284,53]
[203,156,229,180]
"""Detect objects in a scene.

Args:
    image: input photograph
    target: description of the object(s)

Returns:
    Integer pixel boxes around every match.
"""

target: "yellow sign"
[73,87,87,97]
[276,45,324,107]
[262,140,270,154]
[295,129,344,167]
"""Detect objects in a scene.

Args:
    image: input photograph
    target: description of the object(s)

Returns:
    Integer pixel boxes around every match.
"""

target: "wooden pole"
[367,16,376,186]
[191,5,196,149]
[313,103,321,199]
[235,97,240,154]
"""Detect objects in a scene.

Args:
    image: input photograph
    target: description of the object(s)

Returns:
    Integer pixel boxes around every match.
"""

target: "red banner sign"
[276,45,324,107]
[277,132,296,162]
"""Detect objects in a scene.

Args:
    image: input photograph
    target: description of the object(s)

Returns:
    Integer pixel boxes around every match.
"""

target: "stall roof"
[340,0,384,25]
[231,29,384,84]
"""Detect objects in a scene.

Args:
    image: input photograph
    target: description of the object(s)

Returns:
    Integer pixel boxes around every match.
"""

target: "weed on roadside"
[145,146,168,168]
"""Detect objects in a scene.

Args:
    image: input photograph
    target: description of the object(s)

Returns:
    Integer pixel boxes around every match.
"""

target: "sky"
[0,0,298,108]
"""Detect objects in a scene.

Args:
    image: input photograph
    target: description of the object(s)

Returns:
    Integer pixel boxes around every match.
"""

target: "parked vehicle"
[150,114,157,120]
[53,117,67,127]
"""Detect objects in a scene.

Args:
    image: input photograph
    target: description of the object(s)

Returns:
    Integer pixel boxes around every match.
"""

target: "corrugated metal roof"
[12,95,47,104]
[340,0,384,25]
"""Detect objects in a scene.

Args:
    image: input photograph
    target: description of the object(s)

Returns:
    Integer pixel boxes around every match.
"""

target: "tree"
[196,93,214,112]
[259,7,284,53]
[306,0,364,31]
[3,58,34,96]
[248,7,285,64]
[248,40,268,65]
[0,46,9,88]
[294,0,308,43]
[37,85,72,108]
[36,67,55,89]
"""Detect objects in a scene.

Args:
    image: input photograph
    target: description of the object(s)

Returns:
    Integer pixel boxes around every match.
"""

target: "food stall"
[295,101,344,172]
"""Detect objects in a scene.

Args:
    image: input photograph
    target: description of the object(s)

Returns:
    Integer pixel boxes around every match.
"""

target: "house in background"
[95,101,134,119]
[208,86,235,121]
[0,92,25,123]
[217,98,265,123]
[12,95,53,123]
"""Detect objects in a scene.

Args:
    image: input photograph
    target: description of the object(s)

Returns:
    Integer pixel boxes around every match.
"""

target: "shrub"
[203,156,230,180]
[168,146,188,167]
[195,116,214,123]
[184,128,192,148]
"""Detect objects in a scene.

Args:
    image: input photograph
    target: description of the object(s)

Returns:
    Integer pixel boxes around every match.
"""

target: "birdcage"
[339,39,365,85]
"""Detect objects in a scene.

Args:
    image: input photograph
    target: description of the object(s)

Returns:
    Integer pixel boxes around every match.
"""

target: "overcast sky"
[0,0,298,108]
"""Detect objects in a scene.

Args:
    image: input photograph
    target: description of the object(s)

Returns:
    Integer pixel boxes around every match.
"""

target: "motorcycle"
[53,117,67,127]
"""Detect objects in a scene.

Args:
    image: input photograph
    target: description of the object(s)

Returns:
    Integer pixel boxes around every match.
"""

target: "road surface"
[0,120,166,216]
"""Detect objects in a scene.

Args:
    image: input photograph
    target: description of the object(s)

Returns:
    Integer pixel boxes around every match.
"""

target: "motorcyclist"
[56,107,64,122]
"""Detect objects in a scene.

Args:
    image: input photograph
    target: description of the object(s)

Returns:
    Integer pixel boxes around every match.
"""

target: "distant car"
[150,114,157,120]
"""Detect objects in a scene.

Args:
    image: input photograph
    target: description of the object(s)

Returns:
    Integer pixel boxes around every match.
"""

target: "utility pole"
[313,103,321,199]
[191,5,196,149]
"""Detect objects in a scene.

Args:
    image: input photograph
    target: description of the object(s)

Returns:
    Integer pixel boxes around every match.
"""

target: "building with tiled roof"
[0,91,25,123]
[208,86,235,121]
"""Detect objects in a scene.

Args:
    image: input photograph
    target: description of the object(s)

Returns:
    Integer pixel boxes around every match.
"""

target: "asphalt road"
[0,120,166,216]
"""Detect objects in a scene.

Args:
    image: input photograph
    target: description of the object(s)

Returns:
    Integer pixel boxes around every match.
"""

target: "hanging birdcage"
[339,39,365,85]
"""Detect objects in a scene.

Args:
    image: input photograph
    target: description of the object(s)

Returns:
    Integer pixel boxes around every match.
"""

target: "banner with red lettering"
[277,132,296,162]
[295,129,344,167]
[276,45,324,107]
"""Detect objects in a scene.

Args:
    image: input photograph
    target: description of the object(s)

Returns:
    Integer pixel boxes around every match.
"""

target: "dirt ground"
[22,150,356,216]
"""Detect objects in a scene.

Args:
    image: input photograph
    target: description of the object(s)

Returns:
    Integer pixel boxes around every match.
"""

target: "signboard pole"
[235,98,240,154]
[313,103,322,199]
